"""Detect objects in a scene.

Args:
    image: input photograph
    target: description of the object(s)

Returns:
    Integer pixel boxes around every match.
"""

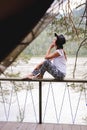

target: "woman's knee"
[44,59,51,66]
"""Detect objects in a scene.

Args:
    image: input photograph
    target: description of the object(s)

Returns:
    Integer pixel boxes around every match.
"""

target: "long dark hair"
[55,33,66,49]
[55,40,63,49]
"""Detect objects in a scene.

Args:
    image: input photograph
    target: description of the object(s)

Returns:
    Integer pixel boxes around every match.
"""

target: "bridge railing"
[0,78,87,124]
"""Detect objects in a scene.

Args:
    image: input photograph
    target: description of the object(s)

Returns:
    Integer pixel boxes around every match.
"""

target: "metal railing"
[0,78,87,124]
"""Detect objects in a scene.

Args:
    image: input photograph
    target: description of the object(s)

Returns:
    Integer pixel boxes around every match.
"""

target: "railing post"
[39,81,42,124]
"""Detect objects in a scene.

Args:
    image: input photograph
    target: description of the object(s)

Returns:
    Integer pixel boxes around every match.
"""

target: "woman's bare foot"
[22,73,43,80]
[22,73,34,80]
[32,73,43,79]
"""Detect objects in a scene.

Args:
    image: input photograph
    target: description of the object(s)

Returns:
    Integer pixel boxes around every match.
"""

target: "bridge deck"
[0,122,87,130]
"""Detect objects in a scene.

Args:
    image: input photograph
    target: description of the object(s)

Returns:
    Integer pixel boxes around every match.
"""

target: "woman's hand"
[50,40,56,49]
[45,39,57,59]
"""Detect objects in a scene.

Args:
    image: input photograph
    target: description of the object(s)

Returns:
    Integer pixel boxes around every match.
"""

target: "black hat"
[54,33,66,45]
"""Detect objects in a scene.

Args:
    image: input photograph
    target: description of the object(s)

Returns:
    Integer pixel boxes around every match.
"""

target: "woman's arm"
[45,50,60,59]
[45,40,60,59]
[34,40,57,70]
[63,50,67,60]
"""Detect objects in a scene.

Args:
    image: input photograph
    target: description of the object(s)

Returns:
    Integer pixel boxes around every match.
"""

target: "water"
[5,57,87,79]
[0,57,87,124]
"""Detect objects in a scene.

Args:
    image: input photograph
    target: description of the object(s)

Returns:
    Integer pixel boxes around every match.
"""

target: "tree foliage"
[21,0,87,78]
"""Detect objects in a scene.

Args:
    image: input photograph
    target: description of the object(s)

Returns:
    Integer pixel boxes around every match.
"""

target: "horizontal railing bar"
[0,78,87,83]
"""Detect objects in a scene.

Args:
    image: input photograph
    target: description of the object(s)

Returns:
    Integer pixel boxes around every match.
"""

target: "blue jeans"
[32,60,65,79]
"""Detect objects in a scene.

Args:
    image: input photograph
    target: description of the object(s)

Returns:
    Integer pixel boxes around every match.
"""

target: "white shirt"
[53,49,66,75]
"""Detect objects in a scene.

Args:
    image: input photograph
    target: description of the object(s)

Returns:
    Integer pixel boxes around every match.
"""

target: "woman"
[24,33,67,80]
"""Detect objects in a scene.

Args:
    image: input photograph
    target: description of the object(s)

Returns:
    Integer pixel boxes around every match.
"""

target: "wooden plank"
[0,122,10,130]
[1,122,13,130]
[26,123,37,130]
[62,124,72,130]
[0,122,87,130]
[0,122,20,130]
[16,122,29,130]
[9,122,22,130]
[80,125,87,130]
[45,123,54,130]
[0,122,7,130]
[0,122,37,130]
[71,124,81,130]
[35,124,45,130]
[53,124,63,130]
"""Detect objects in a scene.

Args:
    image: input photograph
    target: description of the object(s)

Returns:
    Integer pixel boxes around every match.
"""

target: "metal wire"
[58,83,66,122]
[0,82,14,121]
[50,82,59,123]
[28,82,38,122]
[6,84,14,121]
[84,83,87,106]
[43,83,50,122]
[13,82,23,122]
[66,83,74,123]
[73,90,82,123]
[0,82,8,120]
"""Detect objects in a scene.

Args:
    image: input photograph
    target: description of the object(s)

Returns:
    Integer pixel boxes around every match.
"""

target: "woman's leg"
[39,59,65,79]
[23,61,44,79]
